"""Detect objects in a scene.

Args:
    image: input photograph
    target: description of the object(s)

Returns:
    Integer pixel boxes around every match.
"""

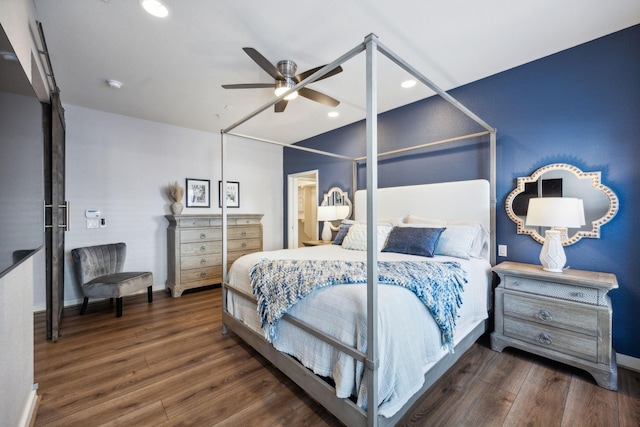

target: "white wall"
[47,105,283,309]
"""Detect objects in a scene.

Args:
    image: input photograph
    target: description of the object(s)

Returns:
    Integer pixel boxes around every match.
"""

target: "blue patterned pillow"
[382,226,445,257]
[332,223,352,245]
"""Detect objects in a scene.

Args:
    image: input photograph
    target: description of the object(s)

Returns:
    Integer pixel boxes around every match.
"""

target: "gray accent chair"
[71,242,153,317]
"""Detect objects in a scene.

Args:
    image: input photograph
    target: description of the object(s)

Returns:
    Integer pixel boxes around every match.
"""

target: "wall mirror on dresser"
[506,163,619,245]
[320,187,352,231]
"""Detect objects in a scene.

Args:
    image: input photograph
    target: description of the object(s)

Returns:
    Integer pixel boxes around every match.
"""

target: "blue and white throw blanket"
[250,259,467,351]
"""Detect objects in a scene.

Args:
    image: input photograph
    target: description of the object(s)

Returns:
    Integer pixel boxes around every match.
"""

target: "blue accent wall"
[284,25,640,358]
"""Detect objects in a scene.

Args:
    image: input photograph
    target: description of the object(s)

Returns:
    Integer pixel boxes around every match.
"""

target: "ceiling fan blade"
[295,65,343,83]
[221,83,274,89]
[243,47,282,80]
[274,99,288,113]
[299,87,340,107]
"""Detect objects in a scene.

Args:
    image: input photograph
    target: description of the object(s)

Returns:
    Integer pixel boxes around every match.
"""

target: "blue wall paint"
[284,25,640,357]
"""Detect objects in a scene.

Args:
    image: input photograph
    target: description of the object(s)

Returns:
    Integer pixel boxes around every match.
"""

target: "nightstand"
[490,261,618,390]
[302,240,333,246]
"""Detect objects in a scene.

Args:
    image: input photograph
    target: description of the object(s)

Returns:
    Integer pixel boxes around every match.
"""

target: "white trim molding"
[617,353,640,373]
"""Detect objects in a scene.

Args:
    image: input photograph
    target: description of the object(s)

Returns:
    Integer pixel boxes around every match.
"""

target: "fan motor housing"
[277,60,297,78]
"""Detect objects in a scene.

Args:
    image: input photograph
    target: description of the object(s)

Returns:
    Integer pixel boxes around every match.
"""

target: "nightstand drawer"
[181,241,220,256]
[503,275,601,305]
[504,317,597,362]
[504,293,597,336]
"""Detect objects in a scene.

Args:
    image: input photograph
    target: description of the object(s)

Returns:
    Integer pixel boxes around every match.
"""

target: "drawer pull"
[200,258,206,265]
[570,291,585,298]
[200,233,206,239]
[538,332,553,345]
[537,310,553,321]
[200,246,206,252]
[241,242,246,248]
[200,272,206,278]
[241,231,247,237]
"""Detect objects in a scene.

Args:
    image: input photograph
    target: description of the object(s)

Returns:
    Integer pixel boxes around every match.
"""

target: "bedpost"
[221,130,229,335]
[364,32,380,427]
[490,130,497,266]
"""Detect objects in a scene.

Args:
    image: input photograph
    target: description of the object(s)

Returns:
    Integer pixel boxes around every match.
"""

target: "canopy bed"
[219,33,497,427]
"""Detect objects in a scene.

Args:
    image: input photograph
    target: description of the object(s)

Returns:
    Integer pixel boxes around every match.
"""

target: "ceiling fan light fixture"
[140,0,169,18]
[328,111,339,118]
[275,80,298,100]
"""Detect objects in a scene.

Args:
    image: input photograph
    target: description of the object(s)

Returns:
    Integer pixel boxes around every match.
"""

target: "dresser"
[165,214,263,297]
[490,261,618,390]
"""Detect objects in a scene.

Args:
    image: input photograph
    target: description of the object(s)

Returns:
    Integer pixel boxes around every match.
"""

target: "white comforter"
[226,245,490,417]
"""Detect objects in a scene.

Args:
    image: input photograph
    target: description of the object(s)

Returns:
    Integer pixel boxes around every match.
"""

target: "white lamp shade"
[335,205,350,220]
[317,205,338,221]
[525,197,585,228]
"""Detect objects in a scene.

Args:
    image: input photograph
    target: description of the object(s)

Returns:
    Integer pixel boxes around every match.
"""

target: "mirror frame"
[320,187,352,231]
[506,163,619,245]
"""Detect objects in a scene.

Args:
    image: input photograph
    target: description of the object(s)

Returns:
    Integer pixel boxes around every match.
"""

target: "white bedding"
[225,244,490,418]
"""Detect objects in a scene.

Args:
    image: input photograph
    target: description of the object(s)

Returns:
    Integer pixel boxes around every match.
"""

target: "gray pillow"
[381,226,445,257]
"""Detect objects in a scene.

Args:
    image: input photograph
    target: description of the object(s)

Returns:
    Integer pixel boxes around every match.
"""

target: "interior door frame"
[287,170,318,248]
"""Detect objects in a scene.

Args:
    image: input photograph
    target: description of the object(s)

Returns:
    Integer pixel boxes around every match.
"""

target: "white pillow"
[404,215,447,226]
[342,223,393,251]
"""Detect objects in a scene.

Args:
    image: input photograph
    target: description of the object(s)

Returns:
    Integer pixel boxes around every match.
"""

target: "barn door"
[44,90,67,341]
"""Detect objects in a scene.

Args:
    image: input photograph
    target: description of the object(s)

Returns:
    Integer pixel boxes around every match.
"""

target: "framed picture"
[219,181,240,208]
[185,178,210,207]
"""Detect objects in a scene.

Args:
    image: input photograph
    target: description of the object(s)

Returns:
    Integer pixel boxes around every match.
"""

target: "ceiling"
[33,0,640,144]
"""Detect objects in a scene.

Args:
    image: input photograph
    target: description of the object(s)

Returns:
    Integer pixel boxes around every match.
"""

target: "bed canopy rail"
[220,33,496,427]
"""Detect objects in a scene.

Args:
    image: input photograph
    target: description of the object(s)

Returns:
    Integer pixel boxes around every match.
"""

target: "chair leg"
[116,297,123,317]
[147,286,153,303]
[80,297,89,315]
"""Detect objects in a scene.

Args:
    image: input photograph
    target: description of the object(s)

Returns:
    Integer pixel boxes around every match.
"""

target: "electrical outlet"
[498,244,507,257]
[87,219,99,229]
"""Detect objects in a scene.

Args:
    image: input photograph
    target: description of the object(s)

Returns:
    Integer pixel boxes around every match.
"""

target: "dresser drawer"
[181,241,220,256]
[178,218,211,228]
[504,317,597,362]
[180,228,222,243]
[504,292,597,336]
[228,238,261,252]
[181,266,222,284]
[503,275,602,305]
[180,254,222,270]
[228,226,261,240]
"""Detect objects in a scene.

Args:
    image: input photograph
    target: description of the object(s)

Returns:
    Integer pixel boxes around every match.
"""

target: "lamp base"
[321,221,332,242]
[539,229,566,273]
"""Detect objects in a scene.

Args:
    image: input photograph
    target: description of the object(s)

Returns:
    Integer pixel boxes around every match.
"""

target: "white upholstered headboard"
[354,179,490,231]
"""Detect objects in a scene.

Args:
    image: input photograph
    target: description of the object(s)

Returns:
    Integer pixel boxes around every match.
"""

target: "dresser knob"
[200,272,206,278]
[200,233,206,239]
[200,246,206,252]
[241,242,246,248]
[200,258,206,265]
[538,332,553,345]
[241,231,247,237]
[570,291,585,298]
[537,310,553,321]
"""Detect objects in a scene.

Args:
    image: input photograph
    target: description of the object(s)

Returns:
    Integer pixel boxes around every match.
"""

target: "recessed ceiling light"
[106,79,123,89]
[140,0,169,18]
[0,51,18,62]
[401,79,416,88]
[328,111,339,118]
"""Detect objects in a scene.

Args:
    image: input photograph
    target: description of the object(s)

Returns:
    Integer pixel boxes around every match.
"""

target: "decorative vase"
[171,202,184,215]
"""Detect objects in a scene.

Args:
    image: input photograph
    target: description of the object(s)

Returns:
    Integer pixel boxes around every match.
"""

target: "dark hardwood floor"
[34,287,639,426]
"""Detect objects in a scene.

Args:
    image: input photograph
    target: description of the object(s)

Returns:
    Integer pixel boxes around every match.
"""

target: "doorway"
[287,170,318,248]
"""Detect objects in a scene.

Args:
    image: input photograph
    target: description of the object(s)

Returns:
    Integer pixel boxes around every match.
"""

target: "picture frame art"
[219,181,240,208]
[185,178,210,208]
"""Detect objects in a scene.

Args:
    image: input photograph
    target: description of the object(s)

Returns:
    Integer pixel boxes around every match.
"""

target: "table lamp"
[317,205,338,242]
[525,197,585,272]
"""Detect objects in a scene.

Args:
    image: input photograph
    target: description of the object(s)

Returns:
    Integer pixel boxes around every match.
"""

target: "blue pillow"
[381,226,445,257]
[332,223,352,245]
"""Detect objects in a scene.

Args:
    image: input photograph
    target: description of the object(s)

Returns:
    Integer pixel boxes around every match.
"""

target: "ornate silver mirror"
[506,163,619,245]
[320,187,352,231]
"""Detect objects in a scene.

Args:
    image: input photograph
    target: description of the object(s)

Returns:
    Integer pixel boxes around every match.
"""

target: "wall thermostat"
[85,209,101,218]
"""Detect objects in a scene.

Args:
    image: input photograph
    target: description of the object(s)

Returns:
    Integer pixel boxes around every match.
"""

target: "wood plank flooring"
[34,287,640,426]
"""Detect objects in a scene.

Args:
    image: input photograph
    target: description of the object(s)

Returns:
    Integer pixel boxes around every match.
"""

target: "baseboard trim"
[19,389,38,427]
[617,352,640,372]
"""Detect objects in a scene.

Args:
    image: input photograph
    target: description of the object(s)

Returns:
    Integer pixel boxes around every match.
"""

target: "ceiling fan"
[222,47,343,113]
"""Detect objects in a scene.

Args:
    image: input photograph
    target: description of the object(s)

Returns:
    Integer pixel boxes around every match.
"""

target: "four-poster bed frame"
[220,33,497,427]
